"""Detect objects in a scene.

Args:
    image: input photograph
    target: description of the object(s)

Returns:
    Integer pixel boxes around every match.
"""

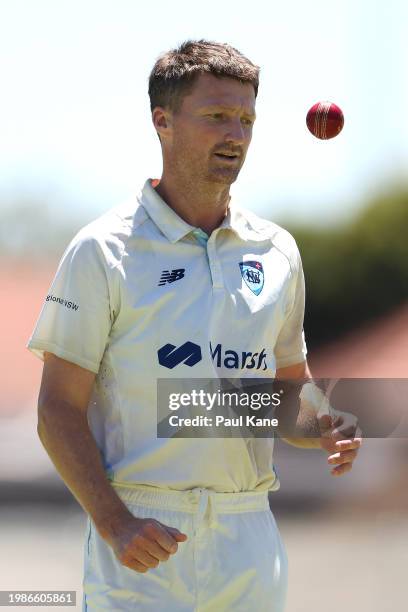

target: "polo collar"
[138,179,194,243]
[139,178,268,243]
[219,205,270,242]
[215,203,272,242]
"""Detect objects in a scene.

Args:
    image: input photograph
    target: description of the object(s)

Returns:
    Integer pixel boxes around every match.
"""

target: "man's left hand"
[318,413,363,477]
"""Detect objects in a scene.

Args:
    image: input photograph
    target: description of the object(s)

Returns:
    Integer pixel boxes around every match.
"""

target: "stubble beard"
[205,160,242,185]
[173,151,243,193]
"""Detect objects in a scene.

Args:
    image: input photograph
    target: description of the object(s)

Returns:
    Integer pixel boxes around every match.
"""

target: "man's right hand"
[38,353,188,574]
[105,513,188,573]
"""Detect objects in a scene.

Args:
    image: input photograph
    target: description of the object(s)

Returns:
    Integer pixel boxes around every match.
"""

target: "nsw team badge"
[239,261,264,296]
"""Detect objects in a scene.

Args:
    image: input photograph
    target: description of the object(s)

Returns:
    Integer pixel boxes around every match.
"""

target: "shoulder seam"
[239,208,297,273]
[271,238,293,274]
[113,199,149,235]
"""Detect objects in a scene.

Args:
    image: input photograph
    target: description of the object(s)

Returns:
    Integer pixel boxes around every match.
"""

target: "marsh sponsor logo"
[158,341,269,371]
[46,294,79,311]
[158,341,202,369]
[210,342,268,371]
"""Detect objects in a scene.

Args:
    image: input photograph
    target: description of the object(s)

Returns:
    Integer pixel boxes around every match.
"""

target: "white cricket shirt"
[27,179,307,493]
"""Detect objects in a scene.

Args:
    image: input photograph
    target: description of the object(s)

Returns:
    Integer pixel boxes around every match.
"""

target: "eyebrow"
[200,104,256,119]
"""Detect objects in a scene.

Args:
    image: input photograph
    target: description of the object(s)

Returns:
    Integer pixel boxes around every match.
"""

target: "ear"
[152,107,173,141]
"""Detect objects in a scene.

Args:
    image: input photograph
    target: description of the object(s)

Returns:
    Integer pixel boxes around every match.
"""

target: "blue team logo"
[239,261,264,296]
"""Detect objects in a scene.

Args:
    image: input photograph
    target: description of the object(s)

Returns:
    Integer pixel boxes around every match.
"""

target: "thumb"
[166,526,188,541]
[318,414,333,435]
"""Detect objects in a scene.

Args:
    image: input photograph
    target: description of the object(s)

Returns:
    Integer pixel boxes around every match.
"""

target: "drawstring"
[206,493,217,528]
[190,488,218,530]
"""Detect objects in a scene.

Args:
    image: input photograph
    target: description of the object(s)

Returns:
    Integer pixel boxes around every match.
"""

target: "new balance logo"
[158,269,185,286]
[158,341,202,369]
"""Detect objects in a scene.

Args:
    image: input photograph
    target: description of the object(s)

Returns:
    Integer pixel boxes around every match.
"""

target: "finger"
[330,462,353,476]
[318,414,333,434]
[142,539,171,562]
[332,417,361,437]
[166,526,188,542]
[143,541,170,562]
[335,438,362,451]
[146,522,180,553]
[333,427,360,441]
[335,425,356,439]
[328,428,346,442]
[328,449,358,465]
[120,556,149,573]
[332,415,344,427]
[133,547,161,569]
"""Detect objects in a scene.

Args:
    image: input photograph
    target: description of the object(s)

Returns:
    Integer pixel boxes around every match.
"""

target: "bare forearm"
[275,361,321,448]
[280,436,321,449]
[37,401,132,540]
[279,399,323,449]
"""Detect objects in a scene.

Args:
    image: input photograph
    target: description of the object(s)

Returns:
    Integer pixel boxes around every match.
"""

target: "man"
[27,40,361,611]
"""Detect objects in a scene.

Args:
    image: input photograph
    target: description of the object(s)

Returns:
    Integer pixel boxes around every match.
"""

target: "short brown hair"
[148,39,260,114]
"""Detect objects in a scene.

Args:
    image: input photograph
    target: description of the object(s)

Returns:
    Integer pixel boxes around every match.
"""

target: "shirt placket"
[191,228,223,289]
[206,239,223,289]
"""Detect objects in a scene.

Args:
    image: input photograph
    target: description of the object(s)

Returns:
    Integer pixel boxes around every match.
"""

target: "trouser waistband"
[110,482,270,514]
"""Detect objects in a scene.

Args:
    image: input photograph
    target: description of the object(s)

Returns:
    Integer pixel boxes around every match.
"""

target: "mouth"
[214,153,241,163]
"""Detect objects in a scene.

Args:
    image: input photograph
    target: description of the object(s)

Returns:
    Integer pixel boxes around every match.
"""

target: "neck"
[153,174,231,236]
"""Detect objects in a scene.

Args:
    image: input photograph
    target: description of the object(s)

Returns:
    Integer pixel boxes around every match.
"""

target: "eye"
[208,113,224,120]
[241,117,253,126]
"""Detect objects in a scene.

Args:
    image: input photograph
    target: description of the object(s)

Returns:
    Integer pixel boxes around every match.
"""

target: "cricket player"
[27,40,362,611]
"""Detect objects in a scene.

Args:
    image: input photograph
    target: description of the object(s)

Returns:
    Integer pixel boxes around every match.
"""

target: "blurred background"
[1,0,407,610]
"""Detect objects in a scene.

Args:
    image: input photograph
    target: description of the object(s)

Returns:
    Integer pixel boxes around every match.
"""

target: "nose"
[224,117,246,145]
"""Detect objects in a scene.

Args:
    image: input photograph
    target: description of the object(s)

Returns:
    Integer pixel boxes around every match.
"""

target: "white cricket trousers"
[82,484,288,611]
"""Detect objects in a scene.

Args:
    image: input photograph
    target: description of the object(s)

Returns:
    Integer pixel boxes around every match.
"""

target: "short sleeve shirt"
[27,179,307,493]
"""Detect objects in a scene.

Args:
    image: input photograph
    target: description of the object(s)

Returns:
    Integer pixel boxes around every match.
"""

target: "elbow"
[37,400,49,443]
[36,396,88,439]
[37,395,58,442]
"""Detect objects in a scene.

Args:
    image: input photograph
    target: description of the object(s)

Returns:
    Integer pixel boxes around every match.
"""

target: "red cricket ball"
[306,101,344,140]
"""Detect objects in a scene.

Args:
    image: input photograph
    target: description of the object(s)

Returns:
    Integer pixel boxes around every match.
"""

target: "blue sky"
[1,0,407,225]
